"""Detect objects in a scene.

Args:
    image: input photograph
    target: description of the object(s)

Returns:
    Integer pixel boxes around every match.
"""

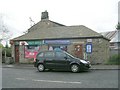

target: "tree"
[0,14,12,61]
[116,22,120,30]
[0,14,11,42]
[0,43,3,48]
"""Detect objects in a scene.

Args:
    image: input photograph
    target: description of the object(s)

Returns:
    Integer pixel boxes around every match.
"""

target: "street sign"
[86,44,92,54]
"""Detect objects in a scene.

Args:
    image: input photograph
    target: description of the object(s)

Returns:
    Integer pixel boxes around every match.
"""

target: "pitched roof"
[101,31,120,43]
[28,19,65,32]
[13,24,105,41]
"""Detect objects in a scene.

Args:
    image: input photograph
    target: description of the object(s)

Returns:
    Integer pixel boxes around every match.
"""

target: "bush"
[106,54,120,65]
[2,47,11,57]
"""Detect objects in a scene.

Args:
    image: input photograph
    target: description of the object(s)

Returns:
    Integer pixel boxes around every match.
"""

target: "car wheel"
[71,64,79,73]
[37,64,45,72]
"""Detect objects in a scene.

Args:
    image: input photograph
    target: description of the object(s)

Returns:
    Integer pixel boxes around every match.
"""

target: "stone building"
[10,11,110,64]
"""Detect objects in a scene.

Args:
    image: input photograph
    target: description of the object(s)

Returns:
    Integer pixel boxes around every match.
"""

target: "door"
[15,45,19,63]
[74,44,83,59]
[54,51,70,69]
[44,51,55,69]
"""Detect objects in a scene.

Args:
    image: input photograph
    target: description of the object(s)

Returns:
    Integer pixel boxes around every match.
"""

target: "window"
[49,45,67,51]
[44,52,55,58]
[37,52,44,58]
[110,43,115,46]
[60,46,67,51]
[56,52,66,58]
[25,45,40,52]
[25,45,40,58]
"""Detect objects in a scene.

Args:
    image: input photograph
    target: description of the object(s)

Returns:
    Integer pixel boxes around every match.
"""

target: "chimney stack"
[41,10,49,20]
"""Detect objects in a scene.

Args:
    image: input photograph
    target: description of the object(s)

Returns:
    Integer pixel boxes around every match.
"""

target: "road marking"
[16,78,26,80]
[6,65,14,67]
[16,78,81,84]
[32,79,81,84]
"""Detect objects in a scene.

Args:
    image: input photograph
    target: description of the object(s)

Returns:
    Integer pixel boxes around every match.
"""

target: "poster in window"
[25,45,40,58]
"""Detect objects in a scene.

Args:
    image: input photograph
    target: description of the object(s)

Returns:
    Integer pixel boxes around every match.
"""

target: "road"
[2,67,119,88]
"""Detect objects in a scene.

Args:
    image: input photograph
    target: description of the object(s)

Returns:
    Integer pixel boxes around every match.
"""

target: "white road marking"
[6,65,14,67]
[16,78,26,80]
[32,79,81,84]
[16,78,81,84]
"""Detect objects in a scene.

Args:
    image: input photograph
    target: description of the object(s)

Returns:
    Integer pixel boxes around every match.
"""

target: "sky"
[0,0,119,45]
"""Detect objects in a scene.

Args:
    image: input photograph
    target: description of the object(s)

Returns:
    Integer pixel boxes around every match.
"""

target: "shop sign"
[45,40,71,45]
[27,41,43,45]
[87,39,92,42]
[86,44,92,54]
[20,41,43,45]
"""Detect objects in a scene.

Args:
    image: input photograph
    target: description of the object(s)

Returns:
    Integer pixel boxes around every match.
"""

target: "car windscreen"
[64,51,75,58]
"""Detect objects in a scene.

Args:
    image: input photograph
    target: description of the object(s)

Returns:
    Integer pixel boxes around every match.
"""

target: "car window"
[44,52,55,58]
[37,52,44,58]
[56,52,66,58]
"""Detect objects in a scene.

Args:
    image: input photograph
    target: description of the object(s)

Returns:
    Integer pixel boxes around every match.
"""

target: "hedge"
[106,54,120,65]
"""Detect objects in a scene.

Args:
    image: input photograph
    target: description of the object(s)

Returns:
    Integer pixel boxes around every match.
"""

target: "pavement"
[1,63,119,70]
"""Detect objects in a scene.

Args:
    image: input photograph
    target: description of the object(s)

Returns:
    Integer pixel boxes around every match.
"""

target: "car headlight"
[87,61,90,64]
[80,60,88,64]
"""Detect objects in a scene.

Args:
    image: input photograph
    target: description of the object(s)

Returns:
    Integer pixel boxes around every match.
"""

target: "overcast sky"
[0,0,119,43]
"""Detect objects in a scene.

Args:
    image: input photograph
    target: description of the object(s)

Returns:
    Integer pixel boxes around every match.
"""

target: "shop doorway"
[15,45,19,63]
[74,44,83,59]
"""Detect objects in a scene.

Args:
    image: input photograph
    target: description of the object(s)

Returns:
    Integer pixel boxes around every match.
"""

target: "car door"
[44,51,55,69]
[54,51,70,69]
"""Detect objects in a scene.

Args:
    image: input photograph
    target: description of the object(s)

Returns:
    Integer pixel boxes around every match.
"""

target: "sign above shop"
[87,39,92,42]
[19,41,44,45]
[27,41,43,45]
[45,40,71,45]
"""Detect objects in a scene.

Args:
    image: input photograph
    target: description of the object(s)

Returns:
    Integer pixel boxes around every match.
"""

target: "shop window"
[25,45,40,52]
[60,46,67,51]
[25,45,40,58]
[49,45,67,51]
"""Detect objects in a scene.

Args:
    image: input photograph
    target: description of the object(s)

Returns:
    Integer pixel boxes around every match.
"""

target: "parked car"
[34,50,91,73]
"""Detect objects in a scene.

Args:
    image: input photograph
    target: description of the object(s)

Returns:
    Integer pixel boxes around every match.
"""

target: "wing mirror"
[64,56,67,59]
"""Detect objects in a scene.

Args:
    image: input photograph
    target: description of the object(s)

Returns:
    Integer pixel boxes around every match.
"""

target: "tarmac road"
[2,66,119,88]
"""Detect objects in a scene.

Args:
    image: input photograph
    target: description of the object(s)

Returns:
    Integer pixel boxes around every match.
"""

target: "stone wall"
[67,38,109,64]
[19,45,26,63]
[90,38,109,64]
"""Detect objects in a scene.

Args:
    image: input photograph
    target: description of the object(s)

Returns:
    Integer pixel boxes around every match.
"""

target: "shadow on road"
[35,69,92,74]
